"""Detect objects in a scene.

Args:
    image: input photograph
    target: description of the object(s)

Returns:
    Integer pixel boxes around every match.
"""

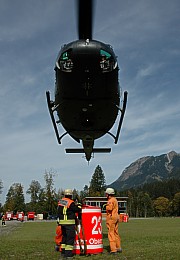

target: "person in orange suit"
[105,188,122,254]
[55,222,62,252]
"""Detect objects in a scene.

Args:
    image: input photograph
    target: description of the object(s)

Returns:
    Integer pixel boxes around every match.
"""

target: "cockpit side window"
[56,49,73,72]
[100,49,117,72]
[100,49,111,58]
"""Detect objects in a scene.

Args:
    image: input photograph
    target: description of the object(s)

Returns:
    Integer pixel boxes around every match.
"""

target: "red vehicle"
[27,212,35,221]
[17,211,24,222]
[5,211,14,221]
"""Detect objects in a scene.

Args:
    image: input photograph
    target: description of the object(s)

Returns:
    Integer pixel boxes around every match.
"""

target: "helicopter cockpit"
[100,49,117,72]
[55,45,118,74]
[56,50,73,72]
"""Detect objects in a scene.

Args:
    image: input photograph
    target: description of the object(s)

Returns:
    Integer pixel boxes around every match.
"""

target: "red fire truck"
[5,211,15,221]
[27,212,35,220]
[17,211,24,221]
[5,211,25,221]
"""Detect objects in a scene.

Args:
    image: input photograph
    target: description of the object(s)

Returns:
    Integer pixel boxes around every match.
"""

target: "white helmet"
[105,188,115,195]
[64,189,73,196]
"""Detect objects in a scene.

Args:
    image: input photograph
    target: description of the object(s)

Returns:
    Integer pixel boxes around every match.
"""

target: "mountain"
[110,151,180,191]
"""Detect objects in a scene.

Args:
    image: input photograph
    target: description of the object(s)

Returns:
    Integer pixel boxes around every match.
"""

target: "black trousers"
[61,224,75,257]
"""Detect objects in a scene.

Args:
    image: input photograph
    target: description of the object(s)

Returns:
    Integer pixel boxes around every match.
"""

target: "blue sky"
[0,0,180,204]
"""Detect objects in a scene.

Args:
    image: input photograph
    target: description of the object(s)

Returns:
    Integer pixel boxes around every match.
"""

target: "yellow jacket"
[106,196,119,222]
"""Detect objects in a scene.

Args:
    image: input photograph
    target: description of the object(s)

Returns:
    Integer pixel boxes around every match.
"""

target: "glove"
[102,204,107,209]
[77,203,82,209]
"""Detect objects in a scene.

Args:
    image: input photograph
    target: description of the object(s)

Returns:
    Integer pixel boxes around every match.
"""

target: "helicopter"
[46,0,128,162]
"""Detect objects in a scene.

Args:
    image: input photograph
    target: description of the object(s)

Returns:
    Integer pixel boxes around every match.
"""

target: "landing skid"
[108,91,128,144]
[46,90,128,161]
[46,91,80,144]
[66,148,111,153]
[66,148,111,163]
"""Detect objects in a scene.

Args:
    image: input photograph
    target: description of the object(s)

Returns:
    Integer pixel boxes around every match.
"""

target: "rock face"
[110,151,180,191]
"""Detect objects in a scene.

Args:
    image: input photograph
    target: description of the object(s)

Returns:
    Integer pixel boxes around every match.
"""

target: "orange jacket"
[106,196,119,222]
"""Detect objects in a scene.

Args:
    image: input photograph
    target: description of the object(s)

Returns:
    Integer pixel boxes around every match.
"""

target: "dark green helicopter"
[46,0,128,162]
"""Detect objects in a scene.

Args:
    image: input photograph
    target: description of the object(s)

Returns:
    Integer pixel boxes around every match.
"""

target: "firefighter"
[105,188,122,254]
[57,189,81,258]
[1,214,6,226]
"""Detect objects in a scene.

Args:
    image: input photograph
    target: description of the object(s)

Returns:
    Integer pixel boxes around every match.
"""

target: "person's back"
[57,189,81,258]
[58,196,78,224]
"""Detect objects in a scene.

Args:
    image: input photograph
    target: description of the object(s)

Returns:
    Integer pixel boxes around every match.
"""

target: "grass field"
[0,218,180,260]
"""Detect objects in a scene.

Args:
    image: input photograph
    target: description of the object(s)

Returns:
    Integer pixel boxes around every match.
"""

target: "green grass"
[0,218,180,259]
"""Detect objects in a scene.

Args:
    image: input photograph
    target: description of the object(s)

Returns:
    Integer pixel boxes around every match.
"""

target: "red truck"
[17,211,24,221]
[27,212,35,220]
[5,211,25,221]
[5,211,14,221]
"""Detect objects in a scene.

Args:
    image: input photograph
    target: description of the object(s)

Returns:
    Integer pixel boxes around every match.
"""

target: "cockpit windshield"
[100,49,117,72]
[56,50,73,72]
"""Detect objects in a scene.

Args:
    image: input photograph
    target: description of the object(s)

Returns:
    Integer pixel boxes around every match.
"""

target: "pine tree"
[26,180,41,204]
[43,169,56,214]
[4,183,25,212]
[89,165,106,196]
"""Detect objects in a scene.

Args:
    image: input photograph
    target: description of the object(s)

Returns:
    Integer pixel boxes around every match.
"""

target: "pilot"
[57,189,82,258]
[100,55,107,69]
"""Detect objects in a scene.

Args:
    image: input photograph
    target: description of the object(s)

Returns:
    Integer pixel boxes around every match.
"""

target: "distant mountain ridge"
[110,151,180,191]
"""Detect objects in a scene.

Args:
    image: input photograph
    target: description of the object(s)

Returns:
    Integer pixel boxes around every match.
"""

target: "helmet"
[105,188,115,195]
[64,189,73,196]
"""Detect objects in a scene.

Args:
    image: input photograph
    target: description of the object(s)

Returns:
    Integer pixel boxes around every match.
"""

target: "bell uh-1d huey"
[46,0,128,162]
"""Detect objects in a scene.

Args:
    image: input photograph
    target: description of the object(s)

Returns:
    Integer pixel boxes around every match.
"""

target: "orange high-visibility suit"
[55,225,62,252]
[106,196,121,253]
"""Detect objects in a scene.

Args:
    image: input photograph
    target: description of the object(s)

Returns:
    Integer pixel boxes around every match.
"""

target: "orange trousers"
[55,225,62,252]
[106,219,121,252]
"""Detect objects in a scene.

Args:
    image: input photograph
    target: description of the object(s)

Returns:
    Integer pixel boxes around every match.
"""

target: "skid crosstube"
[66,148,111,154]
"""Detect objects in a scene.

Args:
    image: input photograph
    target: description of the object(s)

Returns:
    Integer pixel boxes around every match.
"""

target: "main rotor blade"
[78,0,93,40]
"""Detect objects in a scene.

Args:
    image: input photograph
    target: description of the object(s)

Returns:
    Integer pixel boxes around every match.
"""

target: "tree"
[142,192,153,217]
[4,185,15,211]
[153,196,169,217]
[26,180,42,212]
[80,185,89,199]
[171,192,180,216]
[26,180,41,204]
[72,188,79,201]
[4,183,25,212]
[127,190,133,217]
[0,179,3,195]
[89,165,106,196]
[137,192,153,218]
[43,169,56,214]
[0,179,3,208]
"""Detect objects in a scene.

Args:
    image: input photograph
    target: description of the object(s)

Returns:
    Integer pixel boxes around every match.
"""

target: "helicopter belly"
[55,68,120,140]
[56,98,118,140]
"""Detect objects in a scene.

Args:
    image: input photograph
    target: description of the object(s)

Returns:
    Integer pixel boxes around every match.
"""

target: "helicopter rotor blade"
[77,0,94,40]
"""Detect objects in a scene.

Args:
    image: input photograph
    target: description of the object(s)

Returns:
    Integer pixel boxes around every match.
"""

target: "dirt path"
[0,220,23,236]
